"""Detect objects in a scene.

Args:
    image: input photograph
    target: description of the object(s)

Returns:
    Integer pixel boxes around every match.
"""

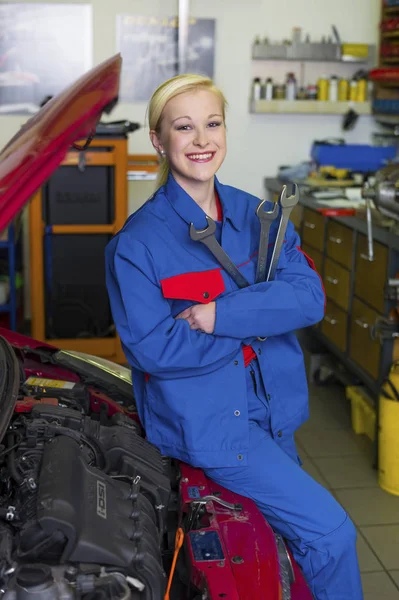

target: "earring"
[160,150,165,156]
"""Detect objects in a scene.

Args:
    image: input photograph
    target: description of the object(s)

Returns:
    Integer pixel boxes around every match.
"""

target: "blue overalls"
[105,173,363,600]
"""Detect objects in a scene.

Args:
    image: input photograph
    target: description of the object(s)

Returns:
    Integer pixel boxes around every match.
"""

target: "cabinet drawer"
[302,208,325,252]
[290,204,303,231]
[354,235,388,313]
[323,257,350,311]
[350,297,381,380]
[301,244,323,275]
[321,300,347,352]
[326,221,353,270]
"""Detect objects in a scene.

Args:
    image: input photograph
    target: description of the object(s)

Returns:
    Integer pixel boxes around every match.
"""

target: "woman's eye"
[176,124,191,131]
[208,121,222,128]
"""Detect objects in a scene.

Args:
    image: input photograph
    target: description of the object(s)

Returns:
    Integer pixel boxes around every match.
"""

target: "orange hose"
[164,527,185,600]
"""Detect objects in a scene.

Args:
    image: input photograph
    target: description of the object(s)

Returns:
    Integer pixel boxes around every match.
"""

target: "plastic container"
[379,363,399,496]
[311,143,397,173]
[346,386,376,442]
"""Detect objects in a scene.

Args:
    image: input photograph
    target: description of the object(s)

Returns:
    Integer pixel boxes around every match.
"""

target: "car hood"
[0,53,121,232]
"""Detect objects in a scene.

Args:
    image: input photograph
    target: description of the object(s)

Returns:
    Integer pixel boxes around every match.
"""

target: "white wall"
[0,0,380,201]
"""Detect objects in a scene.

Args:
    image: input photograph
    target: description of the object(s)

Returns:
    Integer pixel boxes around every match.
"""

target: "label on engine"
[96,480,107,519]
[25,377,76,390]
[189,531,225,562]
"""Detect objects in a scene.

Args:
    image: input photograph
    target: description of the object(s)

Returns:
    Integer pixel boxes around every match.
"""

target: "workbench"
[265,177,399,400]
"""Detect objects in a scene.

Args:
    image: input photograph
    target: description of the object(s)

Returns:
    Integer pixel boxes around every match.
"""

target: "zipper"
[249,367,258,396]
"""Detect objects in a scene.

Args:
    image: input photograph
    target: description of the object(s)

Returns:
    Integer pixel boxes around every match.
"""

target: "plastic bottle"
[286,73,297,100]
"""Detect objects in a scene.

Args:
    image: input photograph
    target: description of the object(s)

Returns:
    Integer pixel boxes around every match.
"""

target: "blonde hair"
[148,74,227,189]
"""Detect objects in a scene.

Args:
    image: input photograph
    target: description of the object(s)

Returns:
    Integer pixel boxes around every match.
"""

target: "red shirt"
[215,192,256,368]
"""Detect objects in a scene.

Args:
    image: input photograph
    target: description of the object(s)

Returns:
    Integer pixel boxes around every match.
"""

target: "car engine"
[0,397,171,600]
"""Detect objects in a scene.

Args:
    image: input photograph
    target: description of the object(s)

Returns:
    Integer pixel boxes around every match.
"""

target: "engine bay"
[0,336,172,600]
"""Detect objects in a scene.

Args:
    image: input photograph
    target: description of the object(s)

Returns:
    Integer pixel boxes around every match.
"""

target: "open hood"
[0,54,122,232]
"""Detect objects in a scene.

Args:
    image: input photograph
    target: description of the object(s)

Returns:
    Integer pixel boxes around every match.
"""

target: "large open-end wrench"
[255,200,280,284]
[190,216,250,289]
[266,183,299,282]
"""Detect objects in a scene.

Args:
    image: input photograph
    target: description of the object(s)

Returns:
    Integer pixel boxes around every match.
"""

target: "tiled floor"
[295,377,399,599]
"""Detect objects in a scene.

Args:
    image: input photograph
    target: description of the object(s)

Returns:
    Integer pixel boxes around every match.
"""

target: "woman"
[105,74,363,600]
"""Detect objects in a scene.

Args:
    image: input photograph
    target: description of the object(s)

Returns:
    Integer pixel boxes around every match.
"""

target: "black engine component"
[0,403,171,599]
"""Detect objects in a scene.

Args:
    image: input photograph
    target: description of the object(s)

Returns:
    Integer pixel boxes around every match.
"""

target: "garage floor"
[296,376,399,600]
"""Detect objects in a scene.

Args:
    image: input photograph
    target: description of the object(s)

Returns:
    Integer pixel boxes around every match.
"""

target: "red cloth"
[242,344,257,367]
[215,191,223,221]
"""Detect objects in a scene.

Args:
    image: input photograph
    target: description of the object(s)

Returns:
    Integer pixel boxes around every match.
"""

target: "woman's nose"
[193,128,209,147]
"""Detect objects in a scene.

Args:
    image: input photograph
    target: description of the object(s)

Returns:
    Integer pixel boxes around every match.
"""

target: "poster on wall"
[0,3,92,114]
[116,15,216,103]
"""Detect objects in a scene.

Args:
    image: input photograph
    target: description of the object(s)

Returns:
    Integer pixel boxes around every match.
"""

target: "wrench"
[255,199,280,284]
[190,216,250,289]
[266,184,299,282]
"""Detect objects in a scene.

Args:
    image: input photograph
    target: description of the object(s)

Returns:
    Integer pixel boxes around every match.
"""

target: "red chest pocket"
[161,269,225,304]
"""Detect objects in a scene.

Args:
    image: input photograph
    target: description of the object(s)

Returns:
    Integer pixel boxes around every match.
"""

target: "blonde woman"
[105,74,362,600]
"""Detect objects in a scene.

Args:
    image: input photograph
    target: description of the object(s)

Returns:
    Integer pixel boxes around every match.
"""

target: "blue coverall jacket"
[105,173,325,468]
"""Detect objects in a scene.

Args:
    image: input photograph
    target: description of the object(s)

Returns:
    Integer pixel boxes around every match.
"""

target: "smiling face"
[150,88,226,191]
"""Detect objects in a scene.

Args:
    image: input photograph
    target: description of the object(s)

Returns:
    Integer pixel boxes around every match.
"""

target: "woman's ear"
[150,130,164,156]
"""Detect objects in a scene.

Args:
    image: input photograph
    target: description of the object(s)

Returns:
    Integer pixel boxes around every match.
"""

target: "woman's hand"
[176,302,216,334]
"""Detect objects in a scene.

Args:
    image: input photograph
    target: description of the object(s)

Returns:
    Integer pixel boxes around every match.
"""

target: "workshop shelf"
[250,100,372,115]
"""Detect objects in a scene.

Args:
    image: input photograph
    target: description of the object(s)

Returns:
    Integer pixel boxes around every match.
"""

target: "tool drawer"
[302,208,325,252]
[350,297,381,380]
[354,235,388,313]
[323,257,350,311]
[301,243,323,275]
[322,299,347,352]
[326,221,353,270]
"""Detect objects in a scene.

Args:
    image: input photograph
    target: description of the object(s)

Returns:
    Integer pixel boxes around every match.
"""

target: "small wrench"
[190,216,250,289]
[267,184,299,282]
[255,200,280,284]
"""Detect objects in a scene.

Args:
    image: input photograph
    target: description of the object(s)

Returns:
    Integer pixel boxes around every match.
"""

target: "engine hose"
[7,434,23,486]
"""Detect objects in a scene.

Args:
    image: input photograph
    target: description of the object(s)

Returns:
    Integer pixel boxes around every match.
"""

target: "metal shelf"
[252,54,371,64]
[250,100,371,115]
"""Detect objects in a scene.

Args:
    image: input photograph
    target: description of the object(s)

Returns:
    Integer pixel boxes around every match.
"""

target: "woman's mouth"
[186,152,215,163]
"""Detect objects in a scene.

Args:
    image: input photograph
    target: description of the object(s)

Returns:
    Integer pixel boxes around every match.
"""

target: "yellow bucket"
[379,363,399,496]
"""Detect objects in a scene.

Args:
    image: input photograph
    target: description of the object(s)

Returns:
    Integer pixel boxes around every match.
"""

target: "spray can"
[329,76,339,102]
[317,76,329,101]
[349,77,358,102]
[356,78,367,102]
[265,77,273,100]
[252,77,261,101]
[338,78,349,101]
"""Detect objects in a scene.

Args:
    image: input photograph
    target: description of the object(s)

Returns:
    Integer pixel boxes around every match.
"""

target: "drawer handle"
[325,275,339,285]
[304,221,316,230]
[360,253,375,263]
[329,236,342,245]
[355,319,369,329]
[324,316,338,325]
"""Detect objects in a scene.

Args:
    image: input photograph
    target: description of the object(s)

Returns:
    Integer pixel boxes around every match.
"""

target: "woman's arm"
[105,233,243,378]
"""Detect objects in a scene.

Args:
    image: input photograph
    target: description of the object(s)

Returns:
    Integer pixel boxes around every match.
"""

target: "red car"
[0,55,312,600]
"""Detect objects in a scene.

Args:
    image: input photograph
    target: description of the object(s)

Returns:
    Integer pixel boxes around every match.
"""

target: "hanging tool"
[255,200,280,283]
[190,217,250,288]
[267,184,299,281]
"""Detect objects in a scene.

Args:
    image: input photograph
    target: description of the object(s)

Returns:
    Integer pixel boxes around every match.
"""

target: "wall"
[0,0,381,201]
